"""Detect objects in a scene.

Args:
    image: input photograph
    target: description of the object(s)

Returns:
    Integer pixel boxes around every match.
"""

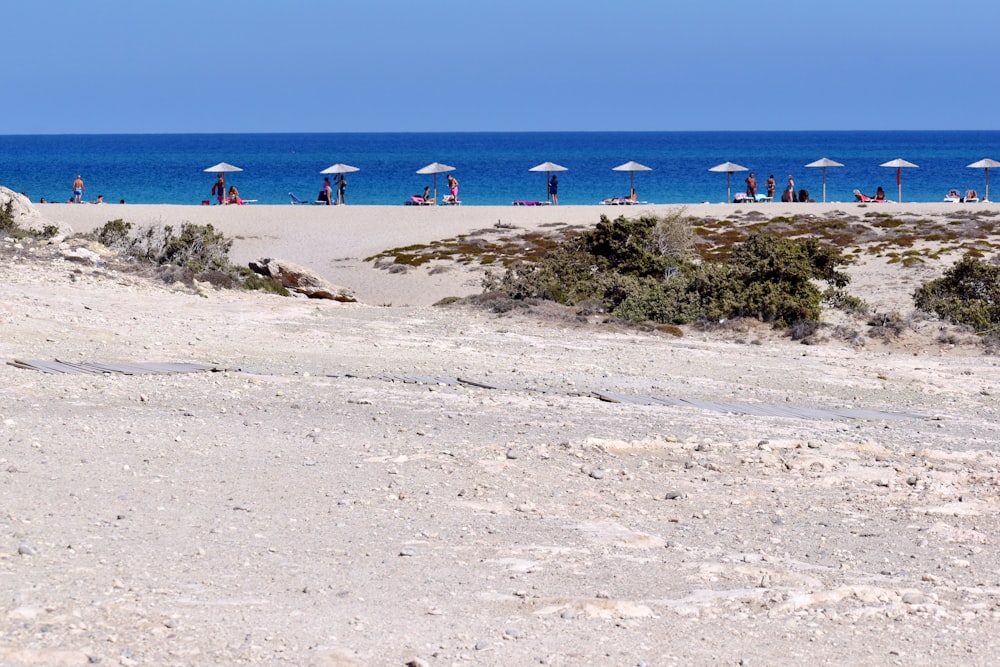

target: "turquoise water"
[2,131,999,205]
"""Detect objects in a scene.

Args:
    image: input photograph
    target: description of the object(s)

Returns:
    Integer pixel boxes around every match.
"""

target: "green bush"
[483,212,853,327]
[914,256,1000,330]
[95,219,133,247]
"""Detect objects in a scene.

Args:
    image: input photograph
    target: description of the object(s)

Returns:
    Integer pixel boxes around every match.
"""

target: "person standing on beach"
[548,174,558,205]
[745,172,757,200]
[321,177,333,205]
[446,174,458,203]
[336,173,346,205]
[72,175,85,203]
[211,174,226,205]
[782,175,797,202]
[766,174,776,199]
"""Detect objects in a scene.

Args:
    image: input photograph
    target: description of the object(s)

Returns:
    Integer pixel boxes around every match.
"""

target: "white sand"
[44,201,998,306]
[3,199,1000,665]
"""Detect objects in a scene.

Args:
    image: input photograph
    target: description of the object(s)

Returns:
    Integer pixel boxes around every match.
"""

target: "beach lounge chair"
[512,200,549,206]
[441,194,461,205]
[289,192,326,205]
[944,189,961,203]
[964,189,979,203]
[854,189,875,203]
[405,195,434,206]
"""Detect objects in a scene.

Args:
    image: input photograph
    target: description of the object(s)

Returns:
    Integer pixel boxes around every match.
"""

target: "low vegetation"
[88,219,287,294]
[0,200,59,239]
[914,255,1000,332]
[482,212,855,327]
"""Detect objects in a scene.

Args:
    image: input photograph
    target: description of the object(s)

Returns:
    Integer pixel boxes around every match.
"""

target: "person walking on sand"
[211,174,226,205]
[766,174,776,199]
[745,172,757,200]
[548,174,559,205]
[446,174,458,203]
[72,175,85,203]
[336,173,346,205]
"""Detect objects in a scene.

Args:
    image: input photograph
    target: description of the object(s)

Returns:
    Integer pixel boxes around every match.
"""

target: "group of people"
[743,172,817,203]
[319,174,347,205]
[409,174,460,205]
[51,176,114,204]
[744,172,779,201]
[212,174,246,205]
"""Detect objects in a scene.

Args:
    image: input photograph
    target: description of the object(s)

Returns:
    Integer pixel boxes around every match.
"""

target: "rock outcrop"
[0,186,55,233]
[249,258,357,302]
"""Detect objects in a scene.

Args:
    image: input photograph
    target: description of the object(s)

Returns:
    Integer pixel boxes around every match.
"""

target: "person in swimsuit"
[548,174,558,205]
[745,172,757,200]
[72,175,85,203]
[211,174,226,205]
[321,177,333,205]
[446,174,458,202]
[766,174,776,199]
[336,173,346,204]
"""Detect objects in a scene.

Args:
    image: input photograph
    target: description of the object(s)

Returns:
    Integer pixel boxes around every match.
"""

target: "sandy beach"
[41,201,998,308]
[4,198,1000,665]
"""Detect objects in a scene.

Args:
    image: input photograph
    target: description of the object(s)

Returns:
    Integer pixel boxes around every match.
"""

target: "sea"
[2,131,999,206]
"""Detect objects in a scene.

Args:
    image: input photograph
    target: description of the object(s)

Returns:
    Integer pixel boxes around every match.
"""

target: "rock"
[664,490,683,500]
[901,592,926,605]
[399,546,417,557]
[17,543,37,556]
[0,186,52,231]
[249,258,357,301]
[589,469,605,480]
[59,246,102,265]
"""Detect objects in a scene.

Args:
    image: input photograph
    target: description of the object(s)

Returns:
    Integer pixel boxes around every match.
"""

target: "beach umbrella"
[804,157,844,203]
[612,161,653,200]
[967,158,1000,202]
[203,162,242,201]
[708,162,748,203]
[416,162,455,202]
[204,162,243,174]
[529,161,568,202]
[320,163,360,175]
[879,158,919,203]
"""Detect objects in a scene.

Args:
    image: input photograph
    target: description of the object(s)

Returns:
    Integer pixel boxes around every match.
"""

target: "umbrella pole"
[727,172,731,203]
[822,167,827,203]
[987,168,990,202]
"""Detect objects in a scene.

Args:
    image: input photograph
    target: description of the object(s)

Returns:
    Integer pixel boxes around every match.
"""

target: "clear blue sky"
[4,0,997,134]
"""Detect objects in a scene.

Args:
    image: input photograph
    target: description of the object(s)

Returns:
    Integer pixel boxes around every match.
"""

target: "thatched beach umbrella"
[879,158,918,203]
[529,162,568,202]
[416,162,455,203]
[967,158,1000,202]
[804,157,844,203]
[708,161,748,203]
[612,161,652,200]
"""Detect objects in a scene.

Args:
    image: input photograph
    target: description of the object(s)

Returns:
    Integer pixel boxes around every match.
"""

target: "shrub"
[483,212,854,327]
[95,219,133,247]
[914,256,1000,331]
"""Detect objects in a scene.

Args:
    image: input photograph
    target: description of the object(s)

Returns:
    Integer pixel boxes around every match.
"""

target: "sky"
[4,0,999,134]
